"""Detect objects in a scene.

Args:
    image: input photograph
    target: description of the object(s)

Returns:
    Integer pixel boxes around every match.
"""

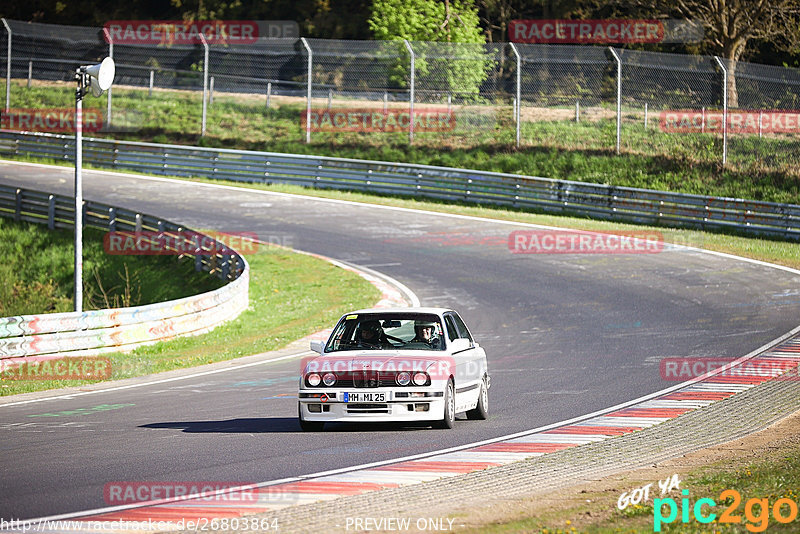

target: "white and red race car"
[298,307,489,431]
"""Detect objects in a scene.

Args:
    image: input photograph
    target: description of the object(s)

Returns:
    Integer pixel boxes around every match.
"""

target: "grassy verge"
[0,218,222,316]
[7,80,800,204]
[0,222,380,396]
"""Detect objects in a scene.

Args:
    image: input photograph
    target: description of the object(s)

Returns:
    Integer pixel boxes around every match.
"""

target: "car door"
[443,312,484,412]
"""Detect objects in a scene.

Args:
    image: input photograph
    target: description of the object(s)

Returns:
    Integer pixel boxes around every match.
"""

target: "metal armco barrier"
[0,182,249,359]
[2,130,798,240]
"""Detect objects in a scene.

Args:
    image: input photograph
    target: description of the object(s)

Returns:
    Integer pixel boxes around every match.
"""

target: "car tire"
[466,375,489,420]
[434,380,455,429]
[298,404,325,432]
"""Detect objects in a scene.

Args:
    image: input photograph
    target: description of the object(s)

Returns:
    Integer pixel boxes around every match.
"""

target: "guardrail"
[1,130,799,240]
[0,183,249,360]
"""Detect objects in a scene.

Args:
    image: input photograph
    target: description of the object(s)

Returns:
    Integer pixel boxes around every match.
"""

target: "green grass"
[8,80,800,204]
[0,218,223,316]
[1,241,380,395]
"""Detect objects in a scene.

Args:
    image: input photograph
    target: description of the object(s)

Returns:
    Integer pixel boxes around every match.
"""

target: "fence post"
[608,47,622,155]
[209,76,214,105]
[27,60,32,88]
[644,103,647,128]
[509,43,521,148]
[576,101,580,123]
[301,37,312,144]
[2,18,11,112]
[714,56,728,166]
[383,91,388,113]
[103,27,113,127]
[266,81,271,109]
[149,70,154,96]
[403,40,415,144]
[48,194,55,229]
[199,32,209,137]
[14,188,21,221]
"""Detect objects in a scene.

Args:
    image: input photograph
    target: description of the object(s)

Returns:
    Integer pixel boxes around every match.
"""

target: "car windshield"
[325,313,446,352]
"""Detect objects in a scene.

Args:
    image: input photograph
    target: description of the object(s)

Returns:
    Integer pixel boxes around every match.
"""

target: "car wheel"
[298,404,324,432]
[435,380,455,429]
[466,375,489,420]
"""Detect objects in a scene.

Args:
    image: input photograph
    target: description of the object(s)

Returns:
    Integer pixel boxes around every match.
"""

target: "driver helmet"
[414,319,437,336]
[359,319,382,338]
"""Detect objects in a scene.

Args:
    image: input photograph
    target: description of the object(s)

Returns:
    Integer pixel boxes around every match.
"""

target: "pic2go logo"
[654,489,799,532]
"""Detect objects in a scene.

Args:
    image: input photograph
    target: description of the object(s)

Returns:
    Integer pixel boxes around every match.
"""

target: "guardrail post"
[135,213,142,233]
[714,56,728,166]
[103,27,113,127]
[509,43,521,148]
[2,18,11,112]
[14,188,21,221]
[403,40,415,144]
[108,207,116,232]
[198,33,209,137]
[48,194,55,229]
[301,37,312,144]
[608,47,622,155]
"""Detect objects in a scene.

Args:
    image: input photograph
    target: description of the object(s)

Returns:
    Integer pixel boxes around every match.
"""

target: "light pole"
[74,57,114,312]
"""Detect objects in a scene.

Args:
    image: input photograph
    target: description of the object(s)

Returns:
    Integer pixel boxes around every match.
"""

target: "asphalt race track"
[1,161,799,520]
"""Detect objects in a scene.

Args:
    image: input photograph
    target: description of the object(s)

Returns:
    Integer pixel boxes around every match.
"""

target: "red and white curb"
[10,333,800,533]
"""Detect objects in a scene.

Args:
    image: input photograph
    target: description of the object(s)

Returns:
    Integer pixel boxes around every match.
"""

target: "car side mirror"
[449,338,472,353]
[310,340,324,354]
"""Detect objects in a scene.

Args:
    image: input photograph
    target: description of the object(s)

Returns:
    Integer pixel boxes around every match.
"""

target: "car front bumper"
[298,388,445,423]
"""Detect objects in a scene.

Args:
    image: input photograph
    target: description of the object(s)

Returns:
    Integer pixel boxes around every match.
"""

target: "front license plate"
[343,392,389,402]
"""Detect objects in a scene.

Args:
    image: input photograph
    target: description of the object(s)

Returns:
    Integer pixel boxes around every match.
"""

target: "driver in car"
[411,319,441,348]
[357,319,391,348]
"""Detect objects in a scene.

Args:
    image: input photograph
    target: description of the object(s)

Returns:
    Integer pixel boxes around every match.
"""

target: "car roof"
[344,307,454,316]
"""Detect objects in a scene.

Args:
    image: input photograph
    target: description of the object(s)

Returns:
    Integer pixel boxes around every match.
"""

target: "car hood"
[303,351,443,374]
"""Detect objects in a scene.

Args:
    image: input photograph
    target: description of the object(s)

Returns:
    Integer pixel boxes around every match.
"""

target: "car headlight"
[322,372,336,386]
[396,371,411,386]
[307,373,321,387]
[413,372,428,386]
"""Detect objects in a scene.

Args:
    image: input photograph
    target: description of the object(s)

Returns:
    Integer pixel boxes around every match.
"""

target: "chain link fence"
[1,18,799,179]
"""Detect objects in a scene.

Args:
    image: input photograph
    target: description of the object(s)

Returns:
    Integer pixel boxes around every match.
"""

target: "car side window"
[450,313,473,342]
[443,315,459,342]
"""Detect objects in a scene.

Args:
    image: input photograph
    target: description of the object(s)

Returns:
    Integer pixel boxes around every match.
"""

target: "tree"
[368,0,492,99]
[614,0,800,107]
